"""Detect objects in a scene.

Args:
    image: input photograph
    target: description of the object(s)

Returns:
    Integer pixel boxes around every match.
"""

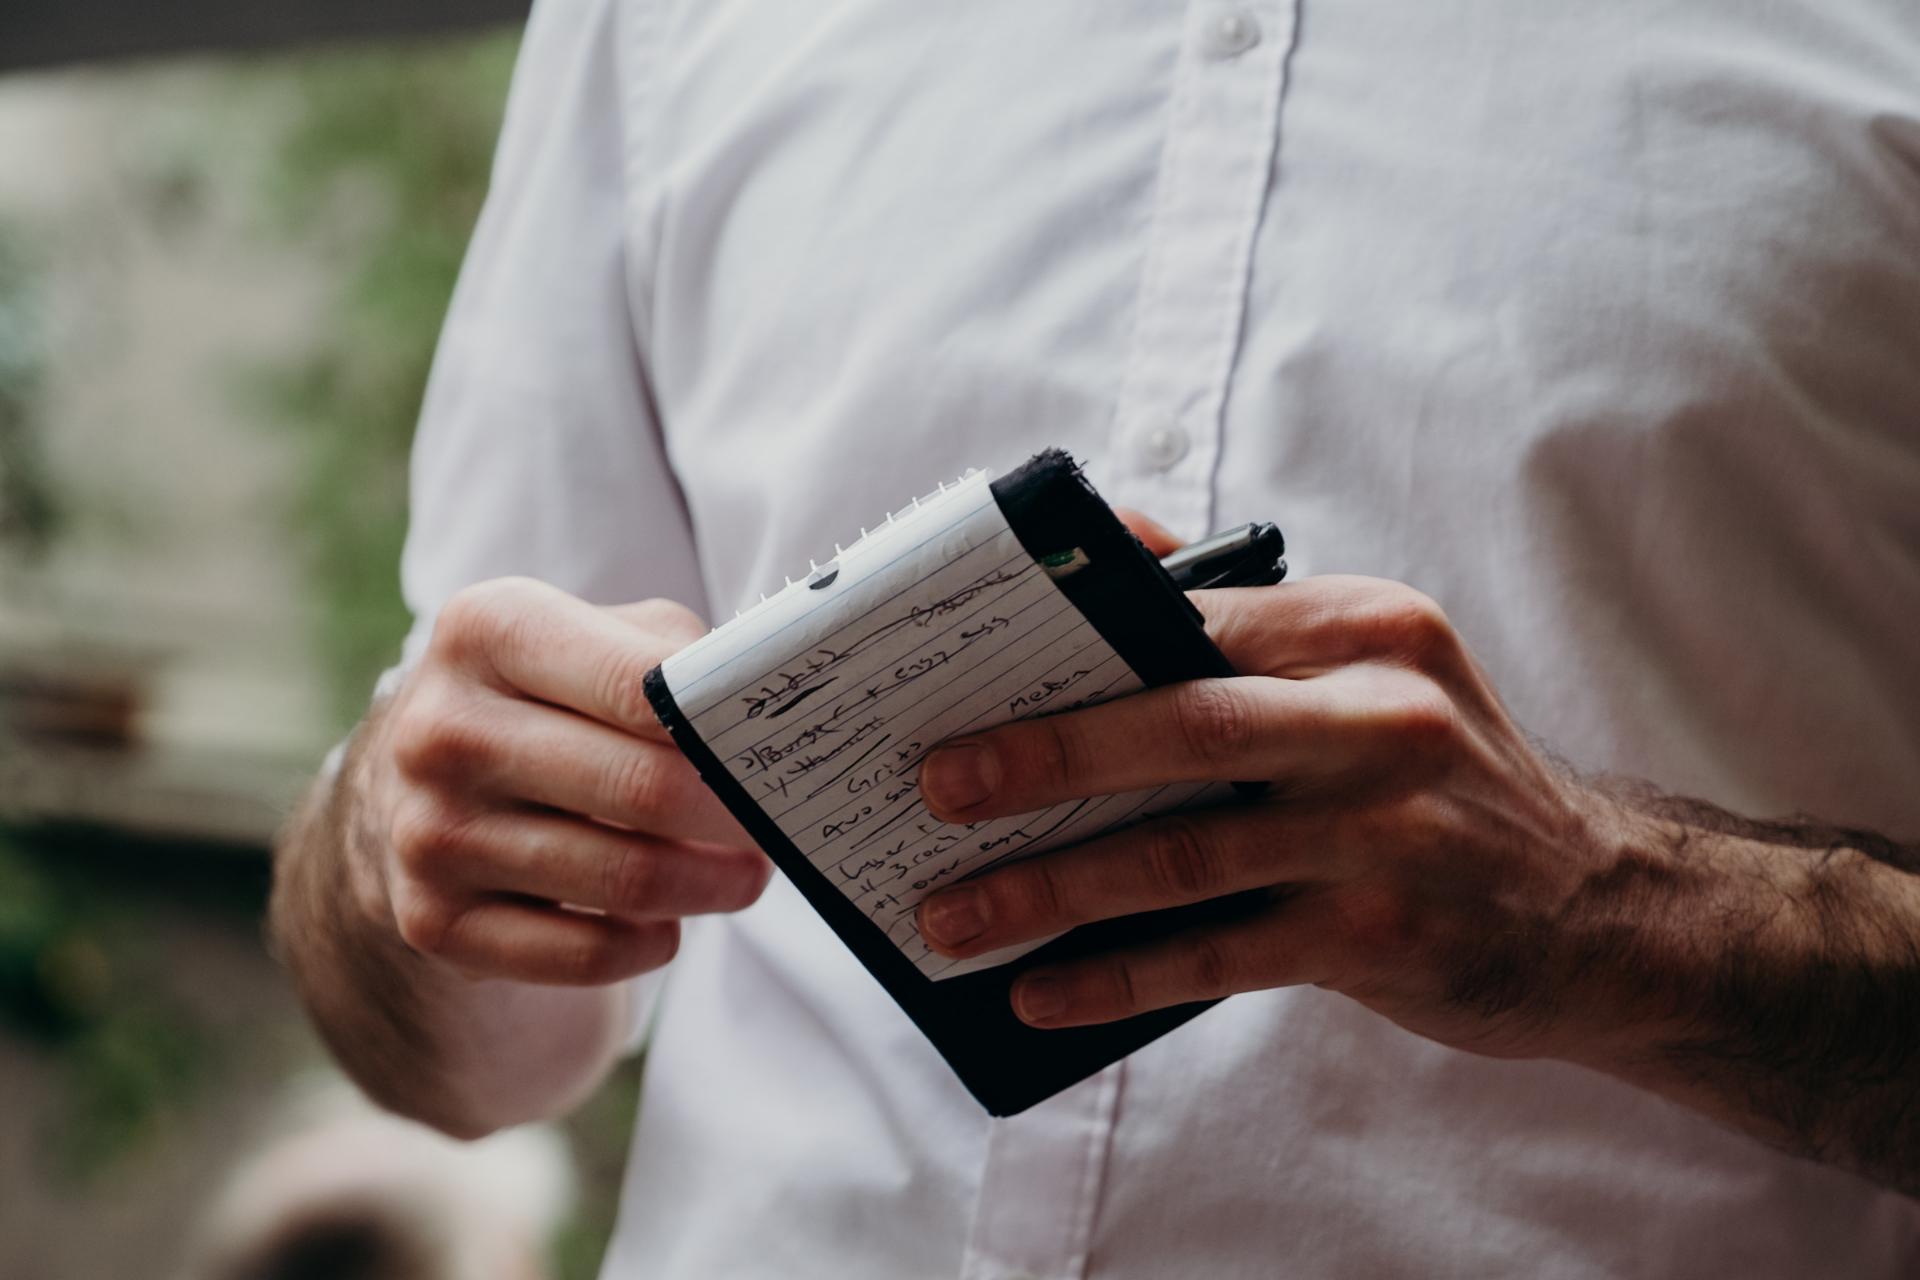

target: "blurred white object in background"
[181,1077,575,1280]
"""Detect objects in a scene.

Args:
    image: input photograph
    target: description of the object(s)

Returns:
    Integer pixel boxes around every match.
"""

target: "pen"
[1159,521,1287,591]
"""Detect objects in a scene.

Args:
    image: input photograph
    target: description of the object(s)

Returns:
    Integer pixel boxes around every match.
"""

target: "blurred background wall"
[0,9,644,1278]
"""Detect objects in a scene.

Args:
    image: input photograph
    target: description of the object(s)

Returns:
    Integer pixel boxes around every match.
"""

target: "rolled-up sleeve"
[400,0,702,673]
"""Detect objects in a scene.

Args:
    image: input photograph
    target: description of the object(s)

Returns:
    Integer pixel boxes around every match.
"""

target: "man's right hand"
[364,578,772,985]
[271,577,770,1135]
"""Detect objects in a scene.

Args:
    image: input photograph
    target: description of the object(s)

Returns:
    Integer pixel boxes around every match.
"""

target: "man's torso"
[427,2,1920,1274]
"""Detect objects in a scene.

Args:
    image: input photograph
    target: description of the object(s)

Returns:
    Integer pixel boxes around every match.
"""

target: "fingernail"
[920,742,999,812]
[919,888,989,950]
[1014,974,1067,1025]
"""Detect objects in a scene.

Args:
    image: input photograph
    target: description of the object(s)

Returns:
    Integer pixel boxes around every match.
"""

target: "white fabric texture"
[399,1,1920,1275]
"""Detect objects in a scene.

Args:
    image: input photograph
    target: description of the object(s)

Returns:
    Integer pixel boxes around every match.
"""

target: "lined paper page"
[659,472,1212,979]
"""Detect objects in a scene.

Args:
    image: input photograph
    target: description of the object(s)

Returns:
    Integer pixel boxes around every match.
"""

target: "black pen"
[1159,521,1287,591]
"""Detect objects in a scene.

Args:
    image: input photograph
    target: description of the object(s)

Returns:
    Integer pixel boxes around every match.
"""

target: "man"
[271,1,1920,1275]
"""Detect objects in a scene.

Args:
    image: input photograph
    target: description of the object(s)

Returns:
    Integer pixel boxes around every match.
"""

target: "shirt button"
[1137,425,1190,471]
[1199,11,1262,59]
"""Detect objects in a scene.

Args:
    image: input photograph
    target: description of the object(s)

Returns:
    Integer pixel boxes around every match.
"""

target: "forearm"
[1569,789,1920,1196]
[269,707,629,1139]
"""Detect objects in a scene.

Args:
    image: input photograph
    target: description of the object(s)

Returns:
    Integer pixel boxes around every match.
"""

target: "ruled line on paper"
[660,471,1215,980]
[702,544,1028,724]
[711,555,1064,783]
[665,476,997,699]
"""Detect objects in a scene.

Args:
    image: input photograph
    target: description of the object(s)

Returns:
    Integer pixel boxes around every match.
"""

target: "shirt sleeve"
[400,0,703,673]
[397,0,695,1048]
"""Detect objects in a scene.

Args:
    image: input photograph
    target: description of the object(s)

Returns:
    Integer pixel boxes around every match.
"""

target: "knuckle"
[1335,886,1420,959]
[1186,931,1240,996]
[427,597,483,664]
[555,922,676,986]
[1103,955,1141,1014]
[1390,682,1462,756]
[590,646,658,730]
[601,844,661,913]
[1371,587,1456,667]
[386,706,437,780]
[549,935,613,985]
[439,578,570,681]
[389,799,474,876]
[1000,859,1067,925]
[391,888,459,957]
[1144,817,1226,901]
[1170,680,1255,768]
[392,702,501,783]
[607,748,673,818]
[1033,717,1079,785]
[432,579,521,663]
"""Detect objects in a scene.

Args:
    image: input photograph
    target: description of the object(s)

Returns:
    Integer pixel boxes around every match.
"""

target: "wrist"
[335,717,403,935]
[1539,793,1750,1074]
[269,706,427,1017]
[1551,799,1912,1082]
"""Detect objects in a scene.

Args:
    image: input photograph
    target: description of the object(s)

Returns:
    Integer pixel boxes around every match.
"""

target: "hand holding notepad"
[646,450,1286,1113]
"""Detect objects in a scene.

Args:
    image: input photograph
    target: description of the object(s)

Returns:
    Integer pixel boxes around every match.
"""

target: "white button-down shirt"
[402,1,1920,1274]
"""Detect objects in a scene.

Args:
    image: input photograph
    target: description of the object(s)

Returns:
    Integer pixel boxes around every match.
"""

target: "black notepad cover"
[644,449,1247,1115]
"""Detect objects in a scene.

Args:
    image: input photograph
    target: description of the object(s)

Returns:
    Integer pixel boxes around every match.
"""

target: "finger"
[919,670,1427,821]
[1008,893,1340,1027]
[1113,508,1184,557]
[419,808,771,920]
[1194,577,1466,679]
[432,579,703,739]
[399,695,749,846]
[512,713,750,845]
[397,894,682,986]
[919,805,1357,957]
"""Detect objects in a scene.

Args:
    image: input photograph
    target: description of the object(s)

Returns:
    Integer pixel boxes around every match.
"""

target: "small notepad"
[645,449,1272,1115]
[653,470,1214,980]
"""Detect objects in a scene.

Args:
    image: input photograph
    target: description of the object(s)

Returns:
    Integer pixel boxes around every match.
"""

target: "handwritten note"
[658,472,1214,979]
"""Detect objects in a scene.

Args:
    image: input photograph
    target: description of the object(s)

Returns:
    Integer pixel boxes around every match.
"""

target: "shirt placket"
[958,1062,1123,1280]
[1103,0,1298,542]
[959,8,1296,1279]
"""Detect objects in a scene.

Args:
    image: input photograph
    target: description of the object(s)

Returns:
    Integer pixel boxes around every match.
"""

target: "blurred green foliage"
[245,36,638,1280]
[0,831,209,1185]
[1,14,525,1203]
[2,34,636,1279]
[553,1058,645,1280]
[252,32,519,730]
[0,833,94,1043]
